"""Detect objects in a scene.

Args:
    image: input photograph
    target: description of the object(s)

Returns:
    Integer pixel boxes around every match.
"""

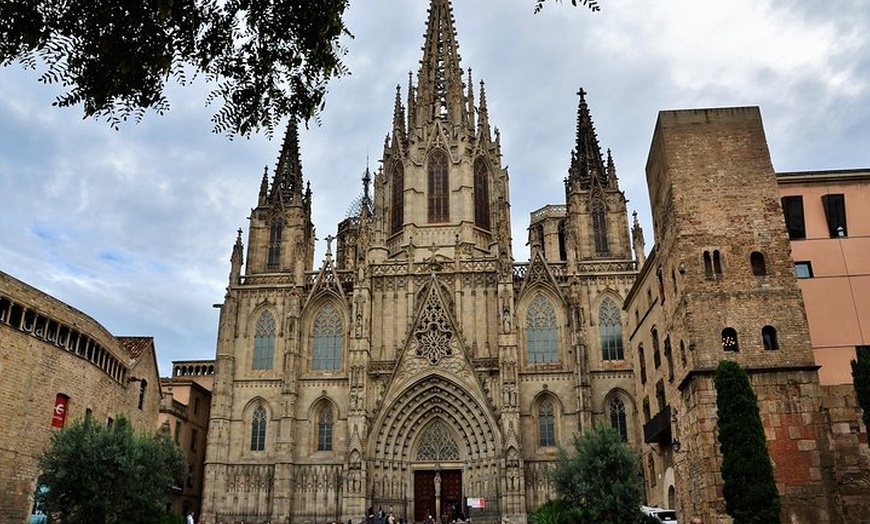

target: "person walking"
[187,511,195,524]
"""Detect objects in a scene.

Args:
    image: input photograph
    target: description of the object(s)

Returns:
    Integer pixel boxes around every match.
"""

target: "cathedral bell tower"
[245,118,315,282]
[371,0,512,265]
[561,89,632,270]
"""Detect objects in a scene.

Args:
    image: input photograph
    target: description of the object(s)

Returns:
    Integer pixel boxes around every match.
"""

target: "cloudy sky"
[1,0,868,377]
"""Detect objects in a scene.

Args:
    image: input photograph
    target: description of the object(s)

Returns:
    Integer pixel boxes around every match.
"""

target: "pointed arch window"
[391,162,405,234]
[267,217,283,270]
[317,404,334,451]
[312,303,343,370]
[538,398,556,447]
[253,311,276,370]
[591,198,609,256]
[609,397,628,442]
[251,406,267,451]
[428,150,450,223]
[599,297,624,360]
[473,157,491,230]
[527,294,558,364]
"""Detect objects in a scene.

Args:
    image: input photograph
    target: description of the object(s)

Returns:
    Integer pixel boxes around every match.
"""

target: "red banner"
[51,394,69,428]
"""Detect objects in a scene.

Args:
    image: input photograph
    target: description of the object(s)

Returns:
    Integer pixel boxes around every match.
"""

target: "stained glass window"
[599,297,624,360]
[253,311,276,370]
[527,294,558,364]
[610,397,628,442]
[317,405,333,451]
[251,406,266,451]
[312,304,343,370]
[539,399,555,447]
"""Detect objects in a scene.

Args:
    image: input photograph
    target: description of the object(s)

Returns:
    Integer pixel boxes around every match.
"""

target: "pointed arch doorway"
[413,420,464,523]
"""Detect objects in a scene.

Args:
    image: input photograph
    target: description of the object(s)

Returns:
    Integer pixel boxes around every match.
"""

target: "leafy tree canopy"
[851,346,870,448]
[37,414,187,524]
[0,0,599,138]
[714,360,781,523]
[550,423,644,524]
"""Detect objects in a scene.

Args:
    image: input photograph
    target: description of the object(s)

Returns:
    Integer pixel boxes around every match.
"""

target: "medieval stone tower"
[201,1,641,523]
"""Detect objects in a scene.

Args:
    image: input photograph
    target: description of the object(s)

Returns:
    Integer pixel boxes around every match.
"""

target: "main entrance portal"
[414,470,462,523]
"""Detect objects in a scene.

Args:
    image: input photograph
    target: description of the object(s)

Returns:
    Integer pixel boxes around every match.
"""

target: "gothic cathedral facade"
[201,1,642,522]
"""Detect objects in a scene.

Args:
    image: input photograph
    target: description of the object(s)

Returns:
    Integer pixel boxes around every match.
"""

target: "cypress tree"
[714,360,781,523]
[851,346,870,447]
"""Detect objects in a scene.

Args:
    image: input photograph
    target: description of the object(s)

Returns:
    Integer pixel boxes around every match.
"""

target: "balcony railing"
[643,405,672,444]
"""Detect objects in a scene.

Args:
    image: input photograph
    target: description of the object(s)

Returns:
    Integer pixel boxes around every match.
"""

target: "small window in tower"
[794,261,813,279]
[750,251,767,276]
[762,325,779,350]
[822,194,847,238]
[557,221,567,261]
[652,328,661,368]
[781,196,806,240]
[722,327,739,352]
[713,250,723,275]
[703,251,713,278]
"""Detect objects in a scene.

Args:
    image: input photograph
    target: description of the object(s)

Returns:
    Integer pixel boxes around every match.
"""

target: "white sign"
[466,498,485,509]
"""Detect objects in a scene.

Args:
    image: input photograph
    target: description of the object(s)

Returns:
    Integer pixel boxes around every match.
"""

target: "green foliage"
[37,414,187,524]
[0,1,599,137]
[851,346,870,446]
[0,0,350,137]
[534,0,601,14]
[530,499,584,524]
[550,423,643,524]
[714,360,781,523]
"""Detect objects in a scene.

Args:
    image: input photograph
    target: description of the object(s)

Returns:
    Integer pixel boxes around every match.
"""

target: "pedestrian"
[187,511,195,524]
[690,518,703,524]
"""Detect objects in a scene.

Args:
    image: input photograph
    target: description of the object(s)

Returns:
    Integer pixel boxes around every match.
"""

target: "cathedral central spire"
[568,88,607,189]
[416,0,467,124]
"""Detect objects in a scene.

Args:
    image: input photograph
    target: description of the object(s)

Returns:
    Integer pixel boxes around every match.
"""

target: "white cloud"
[1,0,868,375]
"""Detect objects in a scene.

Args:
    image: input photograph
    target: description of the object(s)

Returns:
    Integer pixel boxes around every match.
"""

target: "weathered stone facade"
[0,270,162,524]
[200,1,640,523]
[626,108,870,523]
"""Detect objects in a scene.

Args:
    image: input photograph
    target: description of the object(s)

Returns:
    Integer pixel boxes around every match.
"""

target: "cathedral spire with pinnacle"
[270,117,304,204]
[568,88,607,189]
[416,0,467,125]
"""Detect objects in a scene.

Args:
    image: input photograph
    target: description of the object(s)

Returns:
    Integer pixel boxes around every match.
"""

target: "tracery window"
[267,217,283,270]
[428,150,450,223]
[312,304,343,370]
[317,405,333,451]
[253,311,276,370]
[591,198,609,256]
[391,162,404,234]
[538,398,556,447]
[527,294,558,364]
[416,420,460,461]
[251,406,267,451]
[599,297,624,360]
[609,397,628,442]
[473,157,491,230]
